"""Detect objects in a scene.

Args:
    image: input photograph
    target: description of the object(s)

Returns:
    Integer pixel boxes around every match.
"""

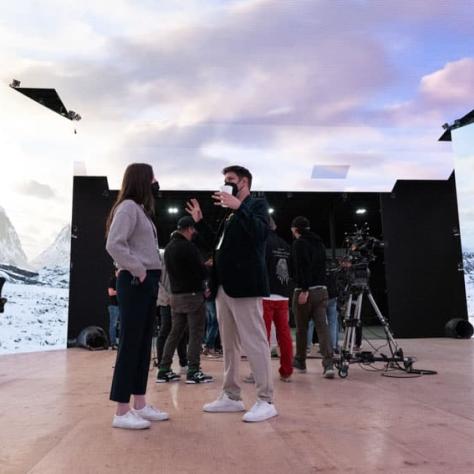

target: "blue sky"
[1,0,474,259]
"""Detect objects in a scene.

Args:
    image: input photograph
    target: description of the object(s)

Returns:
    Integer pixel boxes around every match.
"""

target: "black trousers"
[110,270,160,403]
[156,305,188,367]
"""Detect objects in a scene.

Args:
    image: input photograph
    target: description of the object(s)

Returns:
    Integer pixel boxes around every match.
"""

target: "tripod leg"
[350,292,363,354]
[341,294,353,353]
[366,291,399,351]
[339,291,363,377]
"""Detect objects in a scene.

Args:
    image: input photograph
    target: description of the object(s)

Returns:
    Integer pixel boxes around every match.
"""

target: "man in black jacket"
[157,217,213,384]
[291,216,335,378]
[186,165,277,423]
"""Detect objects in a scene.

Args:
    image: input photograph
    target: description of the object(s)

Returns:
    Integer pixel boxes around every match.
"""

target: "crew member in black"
[291,216,335,378]
[107,271,120,349]
[157,216,213,384]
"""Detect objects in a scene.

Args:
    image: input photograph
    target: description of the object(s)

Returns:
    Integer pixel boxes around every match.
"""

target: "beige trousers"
[216,286,274,403]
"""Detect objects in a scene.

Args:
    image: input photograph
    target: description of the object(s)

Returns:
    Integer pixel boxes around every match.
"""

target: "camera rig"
[335,224,416,378]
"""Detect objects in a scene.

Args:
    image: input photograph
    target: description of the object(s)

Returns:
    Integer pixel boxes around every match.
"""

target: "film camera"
[0,277,7,313]
[338,223,384,289]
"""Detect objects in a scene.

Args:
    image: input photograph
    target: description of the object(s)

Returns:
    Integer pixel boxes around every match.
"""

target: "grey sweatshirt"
[106,199,162,280]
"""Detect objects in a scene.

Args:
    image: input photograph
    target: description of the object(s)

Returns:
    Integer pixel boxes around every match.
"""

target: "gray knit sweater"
[106,199,162,280]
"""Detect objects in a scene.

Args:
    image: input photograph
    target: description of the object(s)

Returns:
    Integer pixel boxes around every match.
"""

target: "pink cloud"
[420,58,474,105]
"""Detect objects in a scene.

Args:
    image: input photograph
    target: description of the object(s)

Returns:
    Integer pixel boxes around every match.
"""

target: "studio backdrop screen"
[0,87,74,355]
[453,123,474,320]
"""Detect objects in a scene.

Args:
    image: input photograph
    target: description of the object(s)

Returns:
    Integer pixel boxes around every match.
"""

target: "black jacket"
[196,196,270,298]
[291,230,327,290]
[164,233,207,294]
[265,230,291,298]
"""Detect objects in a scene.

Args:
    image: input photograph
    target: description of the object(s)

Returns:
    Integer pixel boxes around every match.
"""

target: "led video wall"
[0,87,74,354]
[452,124,474,319]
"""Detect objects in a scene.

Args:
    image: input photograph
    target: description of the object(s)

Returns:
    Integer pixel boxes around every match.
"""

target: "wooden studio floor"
[1,339,474,474]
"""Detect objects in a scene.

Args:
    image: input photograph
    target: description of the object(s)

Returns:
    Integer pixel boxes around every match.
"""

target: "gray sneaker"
[156,370,181,383]
[186,370,214,384]
[323,366,335,379]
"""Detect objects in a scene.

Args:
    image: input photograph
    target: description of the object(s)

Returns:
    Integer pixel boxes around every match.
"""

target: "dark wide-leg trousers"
[160,292,206,373]
[156,305,188,367]
[110,269,160,403]
[293,287,333,369]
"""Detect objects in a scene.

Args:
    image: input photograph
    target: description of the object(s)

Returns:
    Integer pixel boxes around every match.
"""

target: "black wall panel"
[68,174,467,339]
[380,173,467,338]
[68,177,115,340]
[68,181,386,337]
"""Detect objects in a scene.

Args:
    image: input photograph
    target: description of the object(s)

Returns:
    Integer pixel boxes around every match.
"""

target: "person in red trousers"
[244,217,293,383]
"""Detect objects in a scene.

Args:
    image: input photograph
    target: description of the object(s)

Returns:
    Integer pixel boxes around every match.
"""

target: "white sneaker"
[133,405,169,421]
[242,400,278,423]
[203,393,245,413]
[112,411,151,430]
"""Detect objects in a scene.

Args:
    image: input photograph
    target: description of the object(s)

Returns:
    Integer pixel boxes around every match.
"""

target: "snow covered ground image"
[0,278,68,354]
[462,252,474,326]
[0,206,71,355]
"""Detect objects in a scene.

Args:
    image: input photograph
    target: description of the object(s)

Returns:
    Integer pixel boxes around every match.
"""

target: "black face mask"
[151,181,160,199]
[224,181,239,197]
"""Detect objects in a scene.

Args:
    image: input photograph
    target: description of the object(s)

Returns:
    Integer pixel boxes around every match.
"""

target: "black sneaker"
[156,370,181,383]
[323,365,335,379]
[293,358,307,373]
[186,370,214,384]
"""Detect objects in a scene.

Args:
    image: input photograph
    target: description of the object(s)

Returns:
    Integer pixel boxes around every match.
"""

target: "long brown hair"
[105,163,155,236]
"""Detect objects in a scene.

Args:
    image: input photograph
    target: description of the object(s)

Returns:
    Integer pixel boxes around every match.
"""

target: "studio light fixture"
[268,208,275,214]
[9,78,82,122]
[355,208,367,215]
[167,207,179,214]
[439,109,474,141]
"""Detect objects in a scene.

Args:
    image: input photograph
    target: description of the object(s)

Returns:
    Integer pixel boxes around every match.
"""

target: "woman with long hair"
[106,163,168,429]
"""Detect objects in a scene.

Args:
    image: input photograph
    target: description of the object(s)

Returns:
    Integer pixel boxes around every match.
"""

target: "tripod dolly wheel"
[338,366,348,378]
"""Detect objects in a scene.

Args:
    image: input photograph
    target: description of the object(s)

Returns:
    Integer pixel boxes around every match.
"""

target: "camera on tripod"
[335,224,415,378]
[339,223,384,289]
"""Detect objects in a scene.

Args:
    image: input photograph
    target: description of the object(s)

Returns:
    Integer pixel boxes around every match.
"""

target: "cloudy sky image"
[1,0,474,259]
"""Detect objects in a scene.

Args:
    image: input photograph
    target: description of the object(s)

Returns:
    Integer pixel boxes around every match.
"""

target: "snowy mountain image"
[462,251,474,320]
[0,206,28,268]
[0,211,71,355]
[32,224,71,270]
[33,224,71,289]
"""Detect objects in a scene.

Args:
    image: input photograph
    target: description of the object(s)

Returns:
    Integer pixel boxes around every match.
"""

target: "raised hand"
[186,198,203,222]
[212,191,241,210]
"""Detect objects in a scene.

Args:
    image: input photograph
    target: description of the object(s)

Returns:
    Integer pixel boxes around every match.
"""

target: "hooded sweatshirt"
[291,230,327,290]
